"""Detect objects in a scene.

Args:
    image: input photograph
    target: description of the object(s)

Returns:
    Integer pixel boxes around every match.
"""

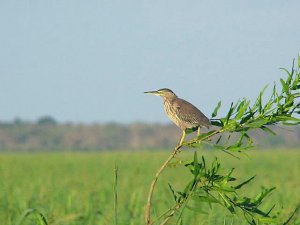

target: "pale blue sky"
[0,1,299,123]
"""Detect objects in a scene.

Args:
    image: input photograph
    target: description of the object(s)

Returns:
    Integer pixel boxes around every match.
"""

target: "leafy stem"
[145,56,300,225]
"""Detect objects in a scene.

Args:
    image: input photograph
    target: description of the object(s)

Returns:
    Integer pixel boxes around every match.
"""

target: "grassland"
[0,150,299,225]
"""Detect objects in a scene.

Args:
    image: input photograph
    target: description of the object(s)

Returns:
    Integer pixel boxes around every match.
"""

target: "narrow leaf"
[168,183,178,202]
[280,78,289,94]
[212,101,222,118]
[260,126,276,135]
[235,176,255,190]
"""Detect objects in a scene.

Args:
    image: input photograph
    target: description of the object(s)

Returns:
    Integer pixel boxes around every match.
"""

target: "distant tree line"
[0,116,299,151]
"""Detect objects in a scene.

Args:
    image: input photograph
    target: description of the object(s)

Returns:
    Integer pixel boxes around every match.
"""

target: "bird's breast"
[163,100,182,128]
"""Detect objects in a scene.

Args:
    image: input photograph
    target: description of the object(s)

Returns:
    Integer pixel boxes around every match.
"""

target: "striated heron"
[144,88,211,145]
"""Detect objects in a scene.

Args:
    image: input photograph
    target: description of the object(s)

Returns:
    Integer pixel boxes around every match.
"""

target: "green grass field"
[0,150,299,225]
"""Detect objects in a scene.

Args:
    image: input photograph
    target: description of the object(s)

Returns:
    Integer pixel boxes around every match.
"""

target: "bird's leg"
[178,130,186,146]
[196,127,201,143]
[197,127,201,137]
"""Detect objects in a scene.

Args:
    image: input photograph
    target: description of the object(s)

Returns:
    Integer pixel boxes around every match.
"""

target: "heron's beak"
[144,90,160,96]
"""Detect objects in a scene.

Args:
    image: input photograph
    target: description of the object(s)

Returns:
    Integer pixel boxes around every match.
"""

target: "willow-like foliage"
[146,57,300,225]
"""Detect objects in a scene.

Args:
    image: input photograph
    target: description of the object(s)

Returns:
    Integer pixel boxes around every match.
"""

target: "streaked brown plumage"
[144,88,211,145]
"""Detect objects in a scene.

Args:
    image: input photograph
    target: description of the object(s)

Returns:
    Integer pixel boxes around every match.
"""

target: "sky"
[0,1,299,123]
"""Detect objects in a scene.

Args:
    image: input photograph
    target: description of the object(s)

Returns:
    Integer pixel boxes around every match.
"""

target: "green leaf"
[235,197,252,206]
[246,119,270,128]
[274,115,300,123]
[281,121,300,126]
[256,85,269,114]
[214,184,236,192]
[260,126,276,135]
[168,183,178,202]
[254,187,276,204]
[212,101,222,118]
[193,151,200,177]
[210,120,223,127]
[280,78,289,94]
[183,180,195,194]
[236,99,250,120]
[265,204,276,216]
[197,130,218,141]
[201,155,206,170]
[216,135,222,144]
[280,67,291,77]
[212,144,226,150]
[251,207,271,217]
[240,110,255,124]
[284,95,294,109]
[292,74,299,89]
[235,176,255,190]
[191,195,219,204]
[185,127,198,134]
[283,203,300,225]
[286,73,293,87]
[224,120,239,131]
[224,168,235,181]
[219,193,235,213]
[224,103,234,126]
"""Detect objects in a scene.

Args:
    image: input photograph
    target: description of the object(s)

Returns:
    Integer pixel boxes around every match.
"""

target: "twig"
[160,205,180,225]
[150,207,173,225]
[145,144,182,225]
[184,129,222,147]
[146,129,223,225]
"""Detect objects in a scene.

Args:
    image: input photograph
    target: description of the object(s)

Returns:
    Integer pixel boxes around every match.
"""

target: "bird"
[144,88,211,145]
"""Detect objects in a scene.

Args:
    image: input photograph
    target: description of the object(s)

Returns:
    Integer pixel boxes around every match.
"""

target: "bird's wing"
[173,98,211,127]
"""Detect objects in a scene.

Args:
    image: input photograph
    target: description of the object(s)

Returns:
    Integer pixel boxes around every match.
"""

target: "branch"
[145,144,182,225]
[146,130,223,225]
[146,57,300,224]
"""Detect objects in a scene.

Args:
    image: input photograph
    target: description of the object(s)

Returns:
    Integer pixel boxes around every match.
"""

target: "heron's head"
[144,88,177,99]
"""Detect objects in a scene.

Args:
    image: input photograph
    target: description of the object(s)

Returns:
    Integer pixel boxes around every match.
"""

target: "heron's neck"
[163,96,176,104]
